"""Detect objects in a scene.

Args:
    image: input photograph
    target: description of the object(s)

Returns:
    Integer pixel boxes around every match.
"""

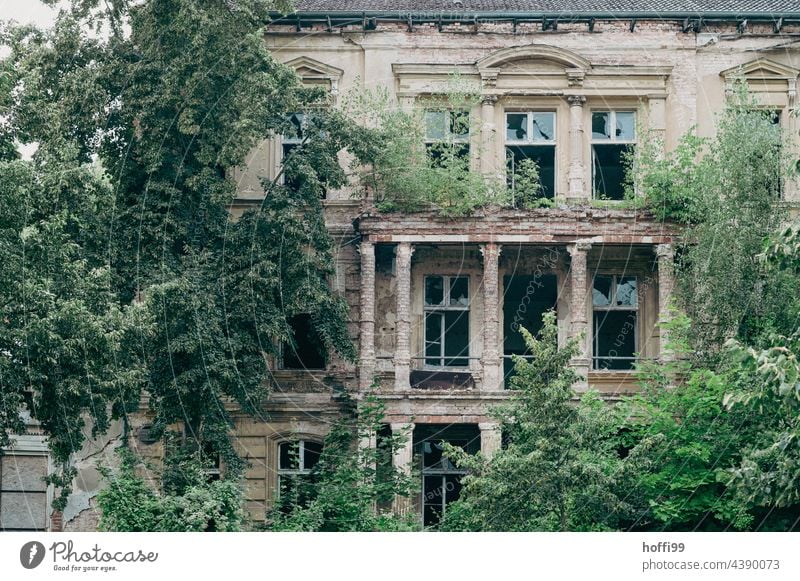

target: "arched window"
[276,440,323,510]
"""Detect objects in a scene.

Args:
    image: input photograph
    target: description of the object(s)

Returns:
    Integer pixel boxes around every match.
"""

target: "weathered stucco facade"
[222,5,800,526]
[4,3,800,531]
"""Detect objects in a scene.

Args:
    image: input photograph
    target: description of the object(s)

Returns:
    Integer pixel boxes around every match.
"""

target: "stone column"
[480,243,503,390]
[479,422,501,460]
[567,242,592,390]
[657,243,675,362]
[391,422,414,515]
[567,95,587,203]
[359,240,376,390]
[394,242,414,390]
[480,95,498,177]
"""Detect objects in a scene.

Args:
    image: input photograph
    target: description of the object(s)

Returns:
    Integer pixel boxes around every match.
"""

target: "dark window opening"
[414,424,480,527]
[591,111,635,201]
[423,276,470,368]
[282,314,326,370]
[502,274,558,384]
[506,145,556,200]
[592,275,638,370]
[592,144,631,200]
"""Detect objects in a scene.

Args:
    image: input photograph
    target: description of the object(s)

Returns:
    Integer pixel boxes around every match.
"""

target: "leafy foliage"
[1,0,360,506]
[97,449,247,532]
[632,85,791,356]
[440,312,645,531]
[266,394,419,531]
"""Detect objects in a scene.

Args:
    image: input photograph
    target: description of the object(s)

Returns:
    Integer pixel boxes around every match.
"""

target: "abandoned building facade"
[2,1,800,531]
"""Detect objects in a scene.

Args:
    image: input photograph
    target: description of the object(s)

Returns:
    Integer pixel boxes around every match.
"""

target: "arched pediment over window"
[477,44,591,73]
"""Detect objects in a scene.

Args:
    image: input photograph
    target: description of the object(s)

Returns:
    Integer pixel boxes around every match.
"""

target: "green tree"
[440,312,645,531]
[97,448,247,532]
[266,394,419,531]
[631,85,790,356]
[1,0,364,508]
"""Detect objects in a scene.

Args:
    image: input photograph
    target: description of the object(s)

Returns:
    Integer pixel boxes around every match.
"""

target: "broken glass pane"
[592,112,611,139]
[449,276,469,306]
[425,111,446,141]
[532,112,555,142]
[450,111,470,140]
[425,276,444,306]
[616,277,638,306]
[506,113,528,141]
[593,275,613,306]
[286,112,305,140]
[615,112,635,141]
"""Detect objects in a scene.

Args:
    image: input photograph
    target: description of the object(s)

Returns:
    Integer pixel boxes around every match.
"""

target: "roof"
[290,1,800,16]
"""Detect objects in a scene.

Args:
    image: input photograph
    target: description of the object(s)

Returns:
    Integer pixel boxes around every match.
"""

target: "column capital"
[478,422,500,432]
[567,94,587,106]
[396,241,415,259]
[656,243,674,259]
[567,241,592,255]
[481,94,498,106]
[357,238,375,255]
[479,242,502,259]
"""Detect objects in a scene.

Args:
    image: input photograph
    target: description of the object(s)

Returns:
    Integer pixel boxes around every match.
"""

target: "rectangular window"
[502,274,558,384]
[281,112,326,197]
[505,111,556,201]
[0,453,49,531]
[276,440,323,512]
[423,275,470,367]
[424,110,470,166]
[592,275,638,370]
[282,314,326,370]
[591,111,636,200]
[415,424,480,528]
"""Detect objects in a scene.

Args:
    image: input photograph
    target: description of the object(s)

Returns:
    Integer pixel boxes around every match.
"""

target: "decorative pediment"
[720,58,800,82]
[283,56,344,92]
[477,44,591,72]
[720,58,799,102]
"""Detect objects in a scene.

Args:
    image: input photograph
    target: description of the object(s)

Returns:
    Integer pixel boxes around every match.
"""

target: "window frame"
[423,110,471,145]
[422,275,471,369]
[276,439,323,500]
[591,110,637,200]
[504,111,557,200]
[280,111,329,197]
[591,274,640,371]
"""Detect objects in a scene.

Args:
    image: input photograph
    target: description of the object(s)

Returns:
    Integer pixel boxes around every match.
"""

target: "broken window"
[276,440,322,512]
[505,111,556,200]
[424,110,470,167]
[414,424,480,527]
[281,314,326,370]
[281,112,327,197]
[0,453,49,531]
[502,274,558,383]
[423,275,470,367]
[591,111,636,200]
[592,275,638,370]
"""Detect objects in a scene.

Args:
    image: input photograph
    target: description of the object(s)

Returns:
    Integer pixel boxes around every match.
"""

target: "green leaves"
[440,312,640,531]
